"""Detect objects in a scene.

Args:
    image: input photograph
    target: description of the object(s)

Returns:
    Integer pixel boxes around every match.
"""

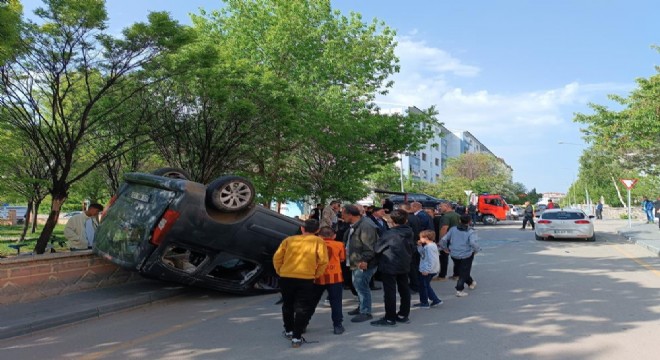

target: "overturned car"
[94,168,302,294]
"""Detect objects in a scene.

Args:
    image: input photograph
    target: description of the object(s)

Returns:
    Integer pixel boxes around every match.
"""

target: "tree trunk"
[31,199,41,233]
[19,200,33,242]
[611,176,627,208]
[34,194,66,254]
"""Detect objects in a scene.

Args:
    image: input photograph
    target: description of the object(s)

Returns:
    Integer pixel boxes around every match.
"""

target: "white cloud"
[376,35,634,192]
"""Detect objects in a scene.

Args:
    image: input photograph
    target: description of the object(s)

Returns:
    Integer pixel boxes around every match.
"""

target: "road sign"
[619,178,638,190]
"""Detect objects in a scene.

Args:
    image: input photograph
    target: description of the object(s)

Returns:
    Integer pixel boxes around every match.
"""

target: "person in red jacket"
[546,199,556,209]
[308,226,346,335]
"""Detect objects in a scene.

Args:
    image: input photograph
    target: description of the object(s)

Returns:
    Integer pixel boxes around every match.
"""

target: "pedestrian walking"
[521,201,535,230]
[440,215,481,297]
[596,201,603,220]
[642,196,654,224]
[64,203,104,250]
[414,229,442,308]
[371,209,414,327]
[438,201,460,280]
[654,196,660,229]
[468,202,478,227]
[273,219,329,348]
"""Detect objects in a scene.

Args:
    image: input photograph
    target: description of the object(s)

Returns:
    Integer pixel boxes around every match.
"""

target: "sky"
[19,0,660,193]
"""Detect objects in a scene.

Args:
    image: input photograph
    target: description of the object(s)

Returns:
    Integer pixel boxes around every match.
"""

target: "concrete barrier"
[0,251,139,305]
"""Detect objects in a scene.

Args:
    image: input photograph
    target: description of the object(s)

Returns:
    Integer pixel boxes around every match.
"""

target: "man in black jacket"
[401,204,421,293]
[371,209,413,326]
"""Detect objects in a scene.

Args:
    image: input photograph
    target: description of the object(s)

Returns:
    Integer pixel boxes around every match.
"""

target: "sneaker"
[395,315,411,324]
[430,299,443,307]
[350,313,373,323]
[469,281,477,290]
[413,302,430,309]
[456,290,469,297]
[333,324,345,335]
[370,318,397,327]
[291,337,306,348]
[282,330,293,340]
[347,307,360,316]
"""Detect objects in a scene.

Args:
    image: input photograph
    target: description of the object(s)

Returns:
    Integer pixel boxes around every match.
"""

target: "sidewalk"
[0,280,187,340]
[616,220,660,255]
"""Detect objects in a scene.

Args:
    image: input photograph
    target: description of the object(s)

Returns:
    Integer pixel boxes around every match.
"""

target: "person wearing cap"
[367,206,389,235]
[64,203,104,250]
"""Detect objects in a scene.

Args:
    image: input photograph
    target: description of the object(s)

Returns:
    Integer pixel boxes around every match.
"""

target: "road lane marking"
[612,245,660,278]
[79,295,270,360]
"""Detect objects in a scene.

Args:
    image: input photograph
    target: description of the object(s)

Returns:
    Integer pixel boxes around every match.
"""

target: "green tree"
[575,46,660,176]
[438,153,513,201]
[0,0,22,65]
[194,0,412,204]
[0,0,189,253]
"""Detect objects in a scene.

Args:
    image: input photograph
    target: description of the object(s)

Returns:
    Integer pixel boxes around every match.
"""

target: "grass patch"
[0,224,66,257]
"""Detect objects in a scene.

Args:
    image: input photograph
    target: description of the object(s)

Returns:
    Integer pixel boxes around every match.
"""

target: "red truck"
[475,194,509,225]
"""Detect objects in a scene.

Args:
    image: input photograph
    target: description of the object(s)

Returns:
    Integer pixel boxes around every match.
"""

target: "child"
[309,226,346,335]
[440,215,481,297]
[414,230,443,308]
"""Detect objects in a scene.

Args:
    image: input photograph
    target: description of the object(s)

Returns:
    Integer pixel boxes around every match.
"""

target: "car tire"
[152,167,191,180]
[482,215,497,225]
[587,234,596,242]
[206,175,255,212]
[535,234,543,241]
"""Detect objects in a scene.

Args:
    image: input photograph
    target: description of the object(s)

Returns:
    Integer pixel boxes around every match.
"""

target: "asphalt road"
[3,221,660,360]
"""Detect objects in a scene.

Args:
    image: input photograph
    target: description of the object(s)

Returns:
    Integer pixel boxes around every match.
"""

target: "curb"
[0,286,187,340]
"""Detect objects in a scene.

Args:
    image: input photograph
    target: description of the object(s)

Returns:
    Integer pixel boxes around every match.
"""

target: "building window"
[422,169,428,178]
[421,152,427,161]
[435,158,440,166]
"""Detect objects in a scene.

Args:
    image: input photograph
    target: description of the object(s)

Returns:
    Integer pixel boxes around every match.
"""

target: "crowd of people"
[273,199,481,348]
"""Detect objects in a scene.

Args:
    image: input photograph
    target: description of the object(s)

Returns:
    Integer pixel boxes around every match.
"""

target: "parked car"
[509,206,522,220]
[94,169,302,295]
[535,208,595,241]
[388,193,446,208]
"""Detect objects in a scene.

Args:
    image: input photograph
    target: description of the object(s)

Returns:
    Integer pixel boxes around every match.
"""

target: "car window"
[541,211,585,220]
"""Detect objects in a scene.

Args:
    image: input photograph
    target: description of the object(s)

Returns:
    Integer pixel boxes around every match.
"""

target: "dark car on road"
[388,193,446,209]
[94,169,302,295]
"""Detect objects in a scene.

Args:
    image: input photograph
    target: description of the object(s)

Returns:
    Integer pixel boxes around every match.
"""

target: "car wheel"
[587,234,596,242]
[482,215,497,225]
[535,234,543,240]
[206,175,255,212]
[152,167,191,180]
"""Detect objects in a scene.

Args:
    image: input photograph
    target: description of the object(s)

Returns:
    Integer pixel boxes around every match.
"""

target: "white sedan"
[535,208,595,241]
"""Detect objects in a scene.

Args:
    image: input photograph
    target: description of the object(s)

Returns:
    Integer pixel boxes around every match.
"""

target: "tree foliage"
[575,46,660,176]
[0,0,22,65]
[438,153,514,201]
[0,0,189,253]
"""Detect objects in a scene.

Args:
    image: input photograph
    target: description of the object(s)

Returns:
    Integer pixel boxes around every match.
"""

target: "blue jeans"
[645,209,654,222]
[418,272,441,304]
[352,266,377,314]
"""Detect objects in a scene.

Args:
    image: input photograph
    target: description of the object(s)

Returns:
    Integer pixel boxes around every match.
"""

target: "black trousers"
[408,252,421,292]
[280,277,316,338]
[522,215,535,229]
[439,251,457,278]
[380,272,411,321]
[452,254,475,291]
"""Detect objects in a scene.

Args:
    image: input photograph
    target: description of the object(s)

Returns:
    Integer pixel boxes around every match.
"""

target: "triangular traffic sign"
[619,178,638,190]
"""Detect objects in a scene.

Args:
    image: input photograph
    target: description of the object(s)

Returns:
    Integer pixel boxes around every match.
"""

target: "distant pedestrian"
[654,196,660,228]
[371,209,413,327]
[596,201,603,220]
[381,197,394,214]
[400,204,422,292]
[467,203,478,227]
[521,201,535,230]
[273,219,329,348]
[642,196,654,224]
[546,199,556,209]
[414,230,442,308]
[367,207,389,235]
[440,215,481,297]
[310,203,323,220]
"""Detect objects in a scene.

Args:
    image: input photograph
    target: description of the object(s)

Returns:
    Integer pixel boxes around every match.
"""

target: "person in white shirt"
[64,203,104,250]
